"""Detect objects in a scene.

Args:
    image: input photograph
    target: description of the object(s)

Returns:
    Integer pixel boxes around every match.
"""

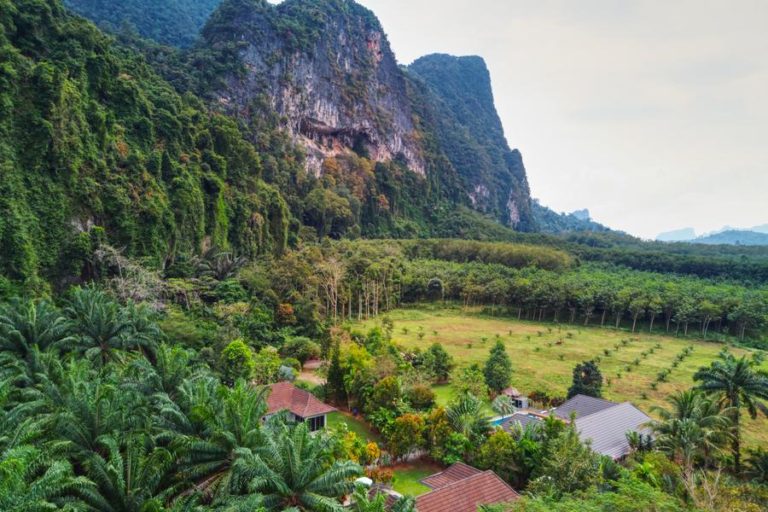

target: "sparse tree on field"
[484,341,512,395]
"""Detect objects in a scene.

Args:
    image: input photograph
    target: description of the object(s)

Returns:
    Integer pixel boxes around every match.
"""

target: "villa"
[265,381,336,431]
[500,394,651,460]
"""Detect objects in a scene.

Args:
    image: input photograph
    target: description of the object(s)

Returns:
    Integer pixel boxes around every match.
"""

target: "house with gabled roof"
[265,381,336,431]
[499,394,651,460]
[414,463,520,512]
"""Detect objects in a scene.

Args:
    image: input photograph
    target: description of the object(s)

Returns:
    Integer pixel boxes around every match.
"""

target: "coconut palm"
[693,354,768,472]
[650,389,732,482]
[232,421,362,511]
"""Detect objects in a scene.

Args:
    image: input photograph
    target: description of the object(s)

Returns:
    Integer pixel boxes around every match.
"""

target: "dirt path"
[298,359,326,386]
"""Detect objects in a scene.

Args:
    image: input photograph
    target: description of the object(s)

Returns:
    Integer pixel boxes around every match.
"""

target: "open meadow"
[356,305,768,448]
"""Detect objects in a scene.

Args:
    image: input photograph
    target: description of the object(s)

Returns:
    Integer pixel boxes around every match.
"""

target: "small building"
[415,463,520,512]
[502,387,529,409]
[499,410,546,431]
[265,381,336,431]
[499,395,652,460]
[553,394,652,460]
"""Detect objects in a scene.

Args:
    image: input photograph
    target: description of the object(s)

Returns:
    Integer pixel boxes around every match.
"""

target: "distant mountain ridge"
[657,225,768,246]
[693,230,768,246]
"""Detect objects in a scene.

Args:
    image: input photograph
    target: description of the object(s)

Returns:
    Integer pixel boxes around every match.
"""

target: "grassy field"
[391,461,442,496]
[356,305,768,448]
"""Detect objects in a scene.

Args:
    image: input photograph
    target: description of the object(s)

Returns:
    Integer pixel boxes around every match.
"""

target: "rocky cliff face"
[408,54,534,230]
[200,0,534,230]
[205,0,425,177]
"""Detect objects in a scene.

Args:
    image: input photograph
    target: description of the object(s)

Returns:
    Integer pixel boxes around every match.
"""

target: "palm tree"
[48,362,145,459]
[0,445,94,512]
[350,485,415,512]
[0,299,73,373]
[447,393,490,443]
[693,355,768,472]
[127,344,200,401]
[81,435,174,512]
[491,395,515,418]
[745,448,768,484]
[165,380,269,502]
[0,378,51,453]
[232,421,362,511]
[197,249,247,281]
[650,389,732,482]
[63,286,157,366]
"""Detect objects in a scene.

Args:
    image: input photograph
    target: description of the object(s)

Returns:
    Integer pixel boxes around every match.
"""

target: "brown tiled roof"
[266,382,336,418]
[415,470,520,512]
[421,462,483,489]
[502,387,522,397]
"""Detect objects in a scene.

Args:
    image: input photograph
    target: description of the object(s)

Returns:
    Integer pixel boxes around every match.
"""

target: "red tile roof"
[266,382,336,418]
[421,461,483,489]
[415,470,520,512]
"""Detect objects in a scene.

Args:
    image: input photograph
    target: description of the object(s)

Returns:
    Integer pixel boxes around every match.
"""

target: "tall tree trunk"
[600,310,606,327]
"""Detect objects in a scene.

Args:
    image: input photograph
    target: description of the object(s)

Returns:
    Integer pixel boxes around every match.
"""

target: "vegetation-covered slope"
[0,0,290,286]
[408,54,534,230]
[64,0,221,47]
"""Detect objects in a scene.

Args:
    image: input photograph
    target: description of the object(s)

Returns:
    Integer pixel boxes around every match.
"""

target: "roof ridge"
[571,394,618,405]
[418,469,519,497]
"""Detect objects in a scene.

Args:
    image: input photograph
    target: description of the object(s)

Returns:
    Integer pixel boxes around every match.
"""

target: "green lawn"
[327,411,382,443]
[357,305,768,448]
[391,462,442,496]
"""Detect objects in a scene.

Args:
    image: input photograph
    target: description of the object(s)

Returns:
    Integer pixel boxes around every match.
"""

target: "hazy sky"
[346,0,768,238]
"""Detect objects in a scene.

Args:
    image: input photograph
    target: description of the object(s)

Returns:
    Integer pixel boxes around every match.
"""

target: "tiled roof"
[266,382,336,418]
[553,394,618,420]
[500,411,544,430]
[502,387,522,397]
[421,462,482,489]
[415,470,520,512]
[574,401,651,460]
